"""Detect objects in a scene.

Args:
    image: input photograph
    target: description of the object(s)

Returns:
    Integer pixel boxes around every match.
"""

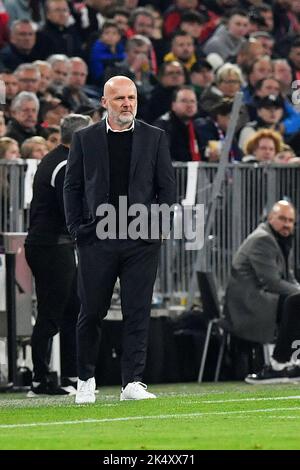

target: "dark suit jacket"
[63,119,176,245]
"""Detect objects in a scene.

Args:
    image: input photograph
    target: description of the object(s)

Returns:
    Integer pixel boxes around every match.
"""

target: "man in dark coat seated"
[224,200,300,384]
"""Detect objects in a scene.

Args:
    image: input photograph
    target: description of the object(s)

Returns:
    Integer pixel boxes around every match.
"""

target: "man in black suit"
[64,76,176,404]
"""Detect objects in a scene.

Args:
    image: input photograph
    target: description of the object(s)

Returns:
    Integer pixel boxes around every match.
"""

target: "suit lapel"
[129,120,143,186]
[94,120,109,187]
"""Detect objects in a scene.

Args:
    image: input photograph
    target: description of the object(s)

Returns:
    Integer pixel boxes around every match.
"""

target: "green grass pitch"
[1,382,300,450]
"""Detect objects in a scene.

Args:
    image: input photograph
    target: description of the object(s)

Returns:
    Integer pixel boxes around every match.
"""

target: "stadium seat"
[197,271,273,382]
[196,271,231,382]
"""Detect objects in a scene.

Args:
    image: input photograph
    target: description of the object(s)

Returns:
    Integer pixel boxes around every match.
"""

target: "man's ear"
[101,97,107,109]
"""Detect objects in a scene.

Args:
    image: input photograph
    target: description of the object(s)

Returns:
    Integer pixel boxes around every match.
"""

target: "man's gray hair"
[11,91,40,112]
[15,63,41,79]
[47,54,71,67]
[60,114,93,145]
[11,19,37,33]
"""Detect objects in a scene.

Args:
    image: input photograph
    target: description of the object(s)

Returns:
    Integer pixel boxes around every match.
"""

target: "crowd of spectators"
[0,0,300,166]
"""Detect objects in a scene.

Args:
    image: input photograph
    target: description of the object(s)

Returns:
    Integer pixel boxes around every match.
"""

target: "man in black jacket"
[25,113,92,397]
[64,76,176,404]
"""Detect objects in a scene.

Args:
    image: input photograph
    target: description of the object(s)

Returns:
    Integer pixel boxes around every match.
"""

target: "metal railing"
[2,160,300,301]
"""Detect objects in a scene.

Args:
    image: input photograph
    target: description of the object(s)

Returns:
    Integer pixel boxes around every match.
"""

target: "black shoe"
[286,365,300,382]
[245,365,290,384]
[27,379,70,397]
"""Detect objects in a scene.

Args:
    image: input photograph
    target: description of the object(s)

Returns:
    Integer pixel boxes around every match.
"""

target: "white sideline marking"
[1,407,300,429]
[202,395,300,404]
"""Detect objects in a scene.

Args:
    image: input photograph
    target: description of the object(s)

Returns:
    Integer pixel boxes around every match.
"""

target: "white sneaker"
[75,377,96,404]
[120,382,156,401]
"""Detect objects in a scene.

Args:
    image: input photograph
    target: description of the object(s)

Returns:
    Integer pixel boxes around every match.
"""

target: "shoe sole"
[120,396,156,401]
[75,395,96,404]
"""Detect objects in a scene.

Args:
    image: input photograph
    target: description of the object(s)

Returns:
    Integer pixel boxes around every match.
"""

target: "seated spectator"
[41,125,61,151]
[0,19,42,72]
[127,7,164,70]
[203,8,250,61]
[21,136,49,160]
[225,200,300,384]
[199,63,244,114]
[15,63,41,94]
[273,59,293,100]
[145,60,186,123]
[242,128,283,163]
[37,0,82,58]
[0,70,19,119]
[153,85,202,162]
[250,31,275,57]
[6,91,40,145]
[61,57,91,111]
[0,136,20,160]
[195,98,243,162]
[239,94,285,151]
[163,30,199,72]
[47,54,71,96]
[89,20,125,85]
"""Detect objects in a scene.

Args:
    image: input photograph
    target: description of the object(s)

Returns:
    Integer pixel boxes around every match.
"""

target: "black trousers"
[25,244,79,382]
[273,292,300,363]
[76,238,160,386]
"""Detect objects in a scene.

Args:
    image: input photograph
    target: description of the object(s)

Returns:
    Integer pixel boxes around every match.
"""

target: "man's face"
[69,61,88,89]
[0,73,19,100]
[274,62,293,86]
[17,69,40,93]
[254,137,276,162]
[161,63,185,87]
[172,35,195,62]
[133,14,154,37]
[191,68,214,87]
[11,23,36,53]
[257,106,283,125]
[101,78,137,129]
[51,61,70,85]
[171,89,197,120]
[269,205,296,237]
[250,58,272,85]
[228,14,250,38]
[256,79,281,97]
[13,100,38,128]
[47,0,69,27]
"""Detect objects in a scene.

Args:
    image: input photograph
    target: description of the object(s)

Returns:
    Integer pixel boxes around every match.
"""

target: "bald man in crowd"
[64,76,175,404]
[225,200,300,384]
